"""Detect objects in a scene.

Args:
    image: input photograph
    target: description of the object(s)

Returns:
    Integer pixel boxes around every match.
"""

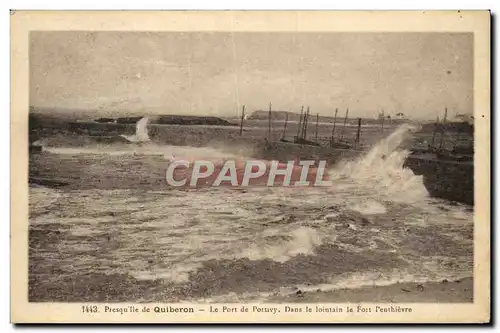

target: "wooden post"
[297,106,304,140]
[282,112,289,140]
[300,107,306,140]
[355,117,362,148]
[315,113,319,142]
[239,105,245,136]
[268,102,272,140]
[438,107,448,150]
[330,108,338,147]
[380,109,385,133]
[340,108,349,141]
[303,107,310,140]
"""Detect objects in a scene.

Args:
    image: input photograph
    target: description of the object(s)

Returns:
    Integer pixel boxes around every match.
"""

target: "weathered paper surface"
[11,10,490,323]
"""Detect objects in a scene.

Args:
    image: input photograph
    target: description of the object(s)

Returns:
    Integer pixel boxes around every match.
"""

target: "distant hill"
[248,110,298,121]
[247,110,409,125]
[154,115,235,126]
[104,115,236,126]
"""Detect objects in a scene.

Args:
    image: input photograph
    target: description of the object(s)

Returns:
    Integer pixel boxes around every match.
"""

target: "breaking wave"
[120,116,151,143]
[242,227,323,263]
[330,124,429,203]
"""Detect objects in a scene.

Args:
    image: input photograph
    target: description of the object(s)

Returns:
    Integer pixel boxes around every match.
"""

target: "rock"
[360,217,372,226]
[325,213,340,222]
[401,288,411,292]
[348,223,358,231]
[322,205,340,211]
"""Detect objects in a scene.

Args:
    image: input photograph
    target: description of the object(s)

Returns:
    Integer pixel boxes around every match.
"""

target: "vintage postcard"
[11,10,490,323]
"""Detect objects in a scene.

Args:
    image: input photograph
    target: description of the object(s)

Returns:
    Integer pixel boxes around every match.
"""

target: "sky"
[30,31,473,120]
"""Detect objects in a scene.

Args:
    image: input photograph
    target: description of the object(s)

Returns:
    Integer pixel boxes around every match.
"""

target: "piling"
[297,106,304,140]
[302,107,310,140]
[315,113,319,142]
[355,117,362,148]
[282,112,289,140]
[239,105,245,136]
[268,102,272,140]
[330,108,338,147]
[340,108,349,141]
[380,109,385,132]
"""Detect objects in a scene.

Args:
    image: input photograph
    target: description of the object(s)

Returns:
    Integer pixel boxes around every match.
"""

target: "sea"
[28,124,474,302]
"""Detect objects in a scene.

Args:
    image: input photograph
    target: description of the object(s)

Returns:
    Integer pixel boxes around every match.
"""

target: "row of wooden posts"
[238,103,365,149]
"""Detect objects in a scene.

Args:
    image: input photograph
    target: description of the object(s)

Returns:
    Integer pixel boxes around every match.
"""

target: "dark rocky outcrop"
[420,121,473,134]
[403,153,474,206]
[155,115,235,126]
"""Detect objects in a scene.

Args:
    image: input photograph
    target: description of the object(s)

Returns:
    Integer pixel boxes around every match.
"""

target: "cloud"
[30,32,473,120]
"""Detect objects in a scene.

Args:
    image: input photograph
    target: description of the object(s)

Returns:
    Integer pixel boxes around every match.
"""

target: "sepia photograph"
[11,10,490,323]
